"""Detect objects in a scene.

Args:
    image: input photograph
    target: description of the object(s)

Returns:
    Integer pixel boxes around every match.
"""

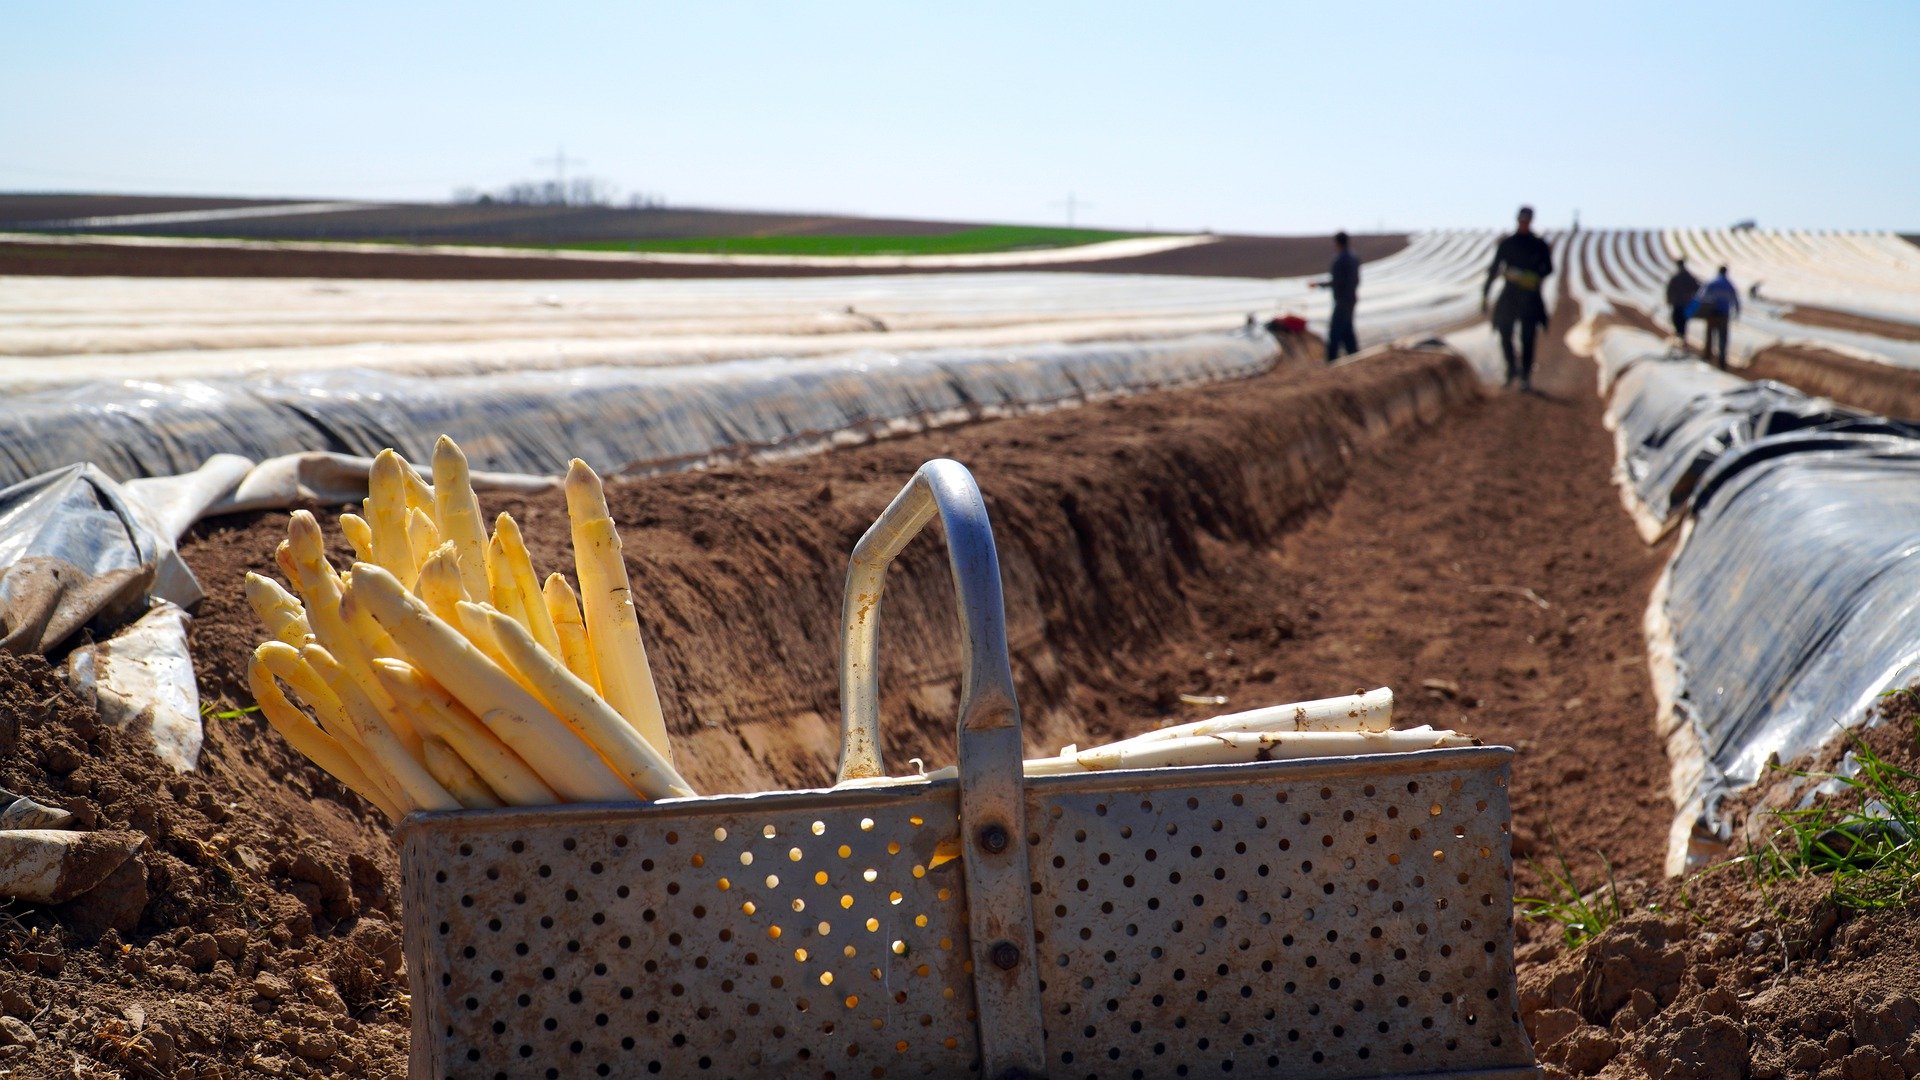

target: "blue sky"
[3,1,1915,233]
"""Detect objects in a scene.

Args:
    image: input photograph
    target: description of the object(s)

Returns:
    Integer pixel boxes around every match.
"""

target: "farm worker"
[1694,265,1742,370]
[1665,259,1700,346]
[1481,206,1556,391]
[1308,231,1361,362]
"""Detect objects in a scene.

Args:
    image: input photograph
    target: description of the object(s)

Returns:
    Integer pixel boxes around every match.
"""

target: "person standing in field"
[1695,265,1742,369]
[1665,258,1700,346]
[1309,231,1361,362]
[1482,206,1555,391]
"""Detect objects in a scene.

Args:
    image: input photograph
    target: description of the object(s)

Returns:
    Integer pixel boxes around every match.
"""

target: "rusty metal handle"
[835,458,1044,1077]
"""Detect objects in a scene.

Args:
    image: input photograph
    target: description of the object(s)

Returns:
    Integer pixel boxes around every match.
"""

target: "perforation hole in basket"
[1025,766,1524,1073]
[413,801,981,1076]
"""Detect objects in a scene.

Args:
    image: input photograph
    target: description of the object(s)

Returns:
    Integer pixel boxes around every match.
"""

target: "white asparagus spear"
[486,529,538,637]
[565,458,672,762]
[470,603,692,800]
[244,572,312,647]
[492,513,563,659]
[431,435,494,605]
[406,508,442,576]
[1100,688,1395,752]
[916,755,1088,783]
[398,455,435,516]
[248,653,402,819]
[415,543,469,621]
[301,644,459,812]
[285,512,419,753]
[422,737,504,809]
[372,659,559,806]
[253,642,406,810]
[366,449,415,581]
[912,690,1401,783]
[349,563,636,803]
[338,514,376,566]
[542,574,600,689]
[417,544,533,690]
[1076,727,1478,771]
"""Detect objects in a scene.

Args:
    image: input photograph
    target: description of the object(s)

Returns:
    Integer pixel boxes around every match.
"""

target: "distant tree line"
[451,179,664,209]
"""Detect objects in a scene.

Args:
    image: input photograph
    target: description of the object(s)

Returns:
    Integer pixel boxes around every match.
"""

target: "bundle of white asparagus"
[244,436,693,820]
[838,687,1477,788]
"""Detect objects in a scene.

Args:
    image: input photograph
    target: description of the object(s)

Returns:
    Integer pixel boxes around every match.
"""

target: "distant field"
[521,225,1144,256]
[0,193,1410,279]
[0,233,1408,280]
[0,194,1005,246]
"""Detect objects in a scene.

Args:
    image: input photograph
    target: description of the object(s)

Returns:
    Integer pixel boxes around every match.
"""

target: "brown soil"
[0,651,407,1078]
[1743,344,1920,421]
[10,310,1682,1073]
[0,194,980,240]
[178,300,1670,857]
[0,233,1405,281]
[1781,304,1920,344]
[1517,690,1920,1080]
[1235,300,1676,886]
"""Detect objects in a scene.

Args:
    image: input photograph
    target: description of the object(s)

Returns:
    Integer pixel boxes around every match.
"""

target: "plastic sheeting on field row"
[1598,328,1920,541]
[0,464,178,655]
[0,330,1284,769]
[1655,436,1920,871]
[0,232,1500,391]
[0,463,221,769]
[1587,321,1920,872]
[0,330,1277,487]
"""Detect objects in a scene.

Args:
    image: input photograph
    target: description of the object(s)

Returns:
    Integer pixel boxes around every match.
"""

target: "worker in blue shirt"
[1693,266,1742,369]
[1309,231,1361,362]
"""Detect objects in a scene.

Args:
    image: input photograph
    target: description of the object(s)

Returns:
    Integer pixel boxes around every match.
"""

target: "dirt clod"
[1637,1013,1748,1080]
[0,1016,35,1047]
[1576,914,1690,1021]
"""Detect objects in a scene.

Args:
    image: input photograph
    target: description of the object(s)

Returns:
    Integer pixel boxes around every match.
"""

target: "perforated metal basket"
[401,460,1537,1079]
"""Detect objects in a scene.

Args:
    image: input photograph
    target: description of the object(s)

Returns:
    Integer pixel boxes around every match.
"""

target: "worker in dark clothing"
[1481,206,1555,391]
[1695,265,1742,369]
[1665,259,1700,346]
[1309,231,1361,362]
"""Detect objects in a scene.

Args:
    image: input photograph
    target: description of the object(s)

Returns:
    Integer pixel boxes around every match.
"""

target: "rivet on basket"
[978,823,1010,854]
[990,940,1020,970]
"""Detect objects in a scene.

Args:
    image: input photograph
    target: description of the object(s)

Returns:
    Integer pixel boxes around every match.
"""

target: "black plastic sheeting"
[0,331,1275,486]
[1609,355,1917,531]
[1666,435,1920,822]
[0,465,162,655]
[1604,343,1920,867]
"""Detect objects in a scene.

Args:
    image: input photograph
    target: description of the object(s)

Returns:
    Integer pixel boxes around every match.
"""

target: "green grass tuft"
[1517,832,1626,948]
[1746,721,1920,911]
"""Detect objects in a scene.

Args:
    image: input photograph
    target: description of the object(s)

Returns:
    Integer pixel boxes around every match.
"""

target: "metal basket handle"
[836,458,1044,1078]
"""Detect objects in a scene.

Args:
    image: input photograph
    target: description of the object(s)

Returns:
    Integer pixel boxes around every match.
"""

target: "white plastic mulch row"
[0,232,1498,391]
[1559,228,1920,369]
